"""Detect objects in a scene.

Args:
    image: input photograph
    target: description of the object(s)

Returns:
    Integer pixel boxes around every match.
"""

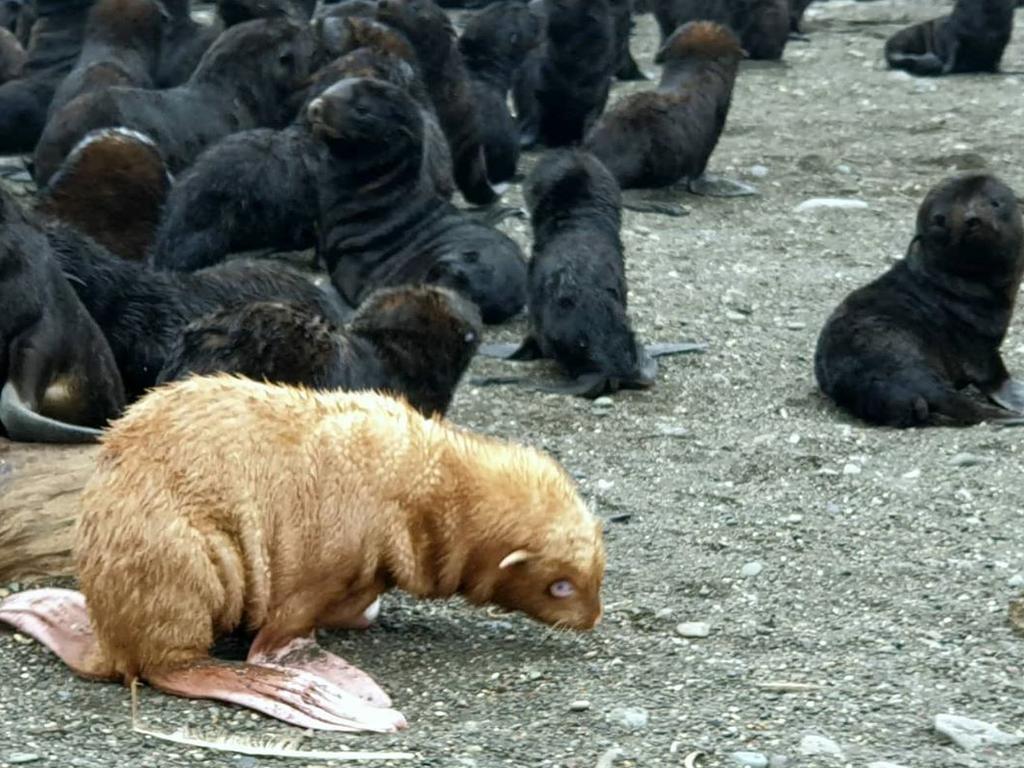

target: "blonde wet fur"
[74,375,604,680]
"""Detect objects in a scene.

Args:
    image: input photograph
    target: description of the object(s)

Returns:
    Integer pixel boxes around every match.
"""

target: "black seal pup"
[376,0,500,205]
[815,174,1024,427]
[512,0,616,148]
[33,17,316,186]
[481,150,703,396]
[653,0,789,60]
[584,21,750,196]
[150,47,452,272]
[37,128,171,261]
[217,0,316,26]
[47,0,166,118]
[458,0,543,183]
[0,186,124,443]
[36,217,349,401]
[884,0,1015,76]
[311,77,527,324]
[157,285,482,416]
[611,0,645,81]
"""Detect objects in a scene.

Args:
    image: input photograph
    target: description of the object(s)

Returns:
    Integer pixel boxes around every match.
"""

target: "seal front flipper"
[537,371,611,398]
[0,382,104,444]
[477,337,544,360]
[620,196,690,217]
[886,51,944,77]
[646,342,707,357]
[687,174,758,198]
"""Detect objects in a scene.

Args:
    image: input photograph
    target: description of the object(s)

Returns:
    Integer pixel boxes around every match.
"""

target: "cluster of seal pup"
[0,0,1022,738]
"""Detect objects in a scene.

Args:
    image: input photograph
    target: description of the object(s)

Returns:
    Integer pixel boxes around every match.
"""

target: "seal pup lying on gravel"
[480,150,703,396]
[157,285,482,416]
[0,375,605,732]
[884,0,1015,76]
[33,17,316,185]
[815,173,1024,427]
[311,77,527,324]
[584,20,753,197]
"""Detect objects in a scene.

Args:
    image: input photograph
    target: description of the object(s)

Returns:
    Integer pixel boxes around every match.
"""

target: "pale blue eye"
[549,580,575,599]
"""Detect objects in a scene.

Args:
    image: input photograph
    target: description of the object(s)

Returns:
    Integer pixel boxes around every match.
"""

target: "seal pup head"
[654,20,746,66]
[306,76,423,154]
[913,173,1024,288]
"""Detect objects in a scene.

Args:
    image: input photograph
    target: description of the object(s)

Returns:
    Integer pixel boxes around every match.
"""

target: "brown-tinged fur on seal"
[37,128,171,261]
[46,0,167,119]
[32,17,316,186]
[0,26,25,83]
[654,0,789,60]
[584,21,743,189]
[0,441,96,582]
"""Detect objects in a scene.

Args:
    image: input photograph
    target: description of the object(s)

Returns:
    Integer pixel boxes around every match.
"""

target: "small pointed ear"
[499,549,538,569]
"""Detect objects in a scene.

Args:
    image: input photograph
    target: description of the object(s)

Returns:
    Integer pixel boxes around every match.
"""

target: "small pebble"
[568,700,591,712]
[676,622,711,638]
[950,453,988,467]
[596,479,614,492]
[934,714,1023,750]
[843,462,861,475]
[741,561,764,578]
[730,751,768,768]
[799,734,842,756]
[750,164,769,178]
[606,706,649,730]
[7,755,42,765]
[1007,573,1024,588]
[901,468,921,480]
[794,197,869,212]
[592,396,614,409]
[836,164,852,174]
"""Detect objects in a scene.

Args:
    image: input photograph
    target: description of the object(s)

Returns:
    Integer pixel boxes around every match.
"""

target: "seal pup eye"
[549,580,575,599]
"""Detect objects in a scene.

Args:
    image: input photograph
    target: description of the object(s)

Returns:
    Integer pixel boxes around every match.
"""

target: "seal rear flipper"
[0,382,103,444]
[477,337,544,361]
[886,51,945,76]
[646,342,707,357]
[621,198,690,218]
[687,174,758,198]
[537,371,610,398]
[984,377,1024,415]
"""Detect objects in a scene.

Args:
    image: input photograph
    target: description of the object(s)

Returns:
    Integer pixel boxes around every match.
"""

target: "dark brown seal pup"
[150,46,452,272]
[311,77,527,324]
[458,0,543,183]
[0,186,124,443]
[0,375,605,731]
[0,25,25,83]
[482,150,701,396]
[654,0,789,60]
[46,0,167,118]
[37,128,171,261]
[884,0,1014,76]
[513,0,616,148]
[39,217,349,401]
[33,17,316,186]
[584,21,744,192]
[157,285,482,416]
[815,174,1024,427]
[377,0,500,205]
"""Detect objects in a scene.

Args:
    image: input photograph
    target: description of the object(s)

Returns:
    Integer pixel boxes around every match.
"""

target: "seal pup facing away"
[33,17,316,185]
[157,285,482,416]
[458,0,543,184]
[37,128,171,261]
[584,21,752,197]
[0,375,605,731]
[311,77,527,324]
[376,0,500,205]
[46,0,167,118]
[653,0,789,60]
[815,174,1024,427]
[0,186,125,444]
[481,150,704,396]
[513,0,617,148]
[884,0,1015,77]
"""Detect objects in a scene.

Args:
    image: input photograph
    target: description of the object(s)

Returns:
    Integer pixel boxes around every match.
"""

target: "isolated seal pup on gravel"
[0,375,605,731]
[482,150,702,396]
[37,127,171,261]
[33,17,316,185]
[458,0,543,183]
[884,0,1015,76]
[815,173,1024,427]
[584,21,750,196]
[513,0,617,148]
[311,77,527,324]
[46,0,167,118]
[377,0,500,205]
[157,285,482,416]
[0,187,124,443]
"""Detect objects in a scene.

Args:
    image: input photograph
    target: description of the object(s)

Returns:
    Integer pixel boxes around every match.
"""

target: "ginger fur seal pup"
[584,21,744,193]
[815,173,1024,427]
[0,375,605,732]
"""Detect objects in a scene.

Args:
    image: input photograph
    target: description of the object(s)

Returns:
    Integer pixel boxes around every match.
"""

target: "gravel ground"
[3,2,1024,766]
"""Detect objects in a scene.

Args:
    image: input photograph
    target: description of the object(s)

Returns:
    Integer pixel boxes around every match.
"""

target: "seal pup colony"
[0,375,605,731]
